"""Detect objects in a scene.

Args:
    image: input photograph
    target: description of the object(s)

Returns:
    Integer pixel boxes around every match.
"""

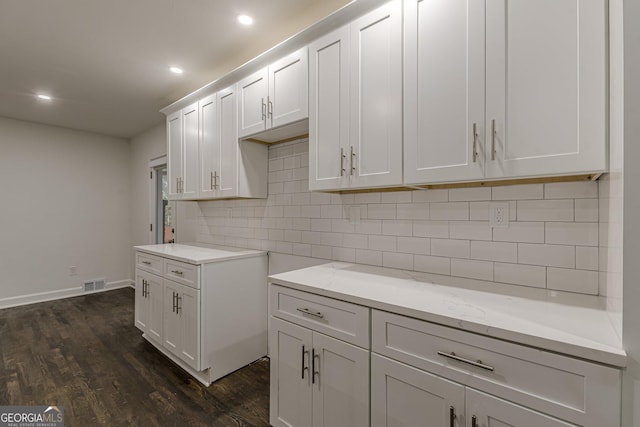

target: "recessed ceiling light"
[169,66,183,74]
[238,14,253,25]
[36,94,52,101]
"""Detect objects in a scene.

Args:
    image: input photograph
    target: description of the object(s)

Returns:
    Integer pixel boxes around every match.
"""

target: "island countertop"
[135,243,266,265]
[269,262,626,367]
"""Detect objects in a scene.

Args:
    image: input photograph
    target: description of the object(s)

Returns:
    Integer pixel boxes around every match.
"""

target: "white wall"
[0,117,131,307]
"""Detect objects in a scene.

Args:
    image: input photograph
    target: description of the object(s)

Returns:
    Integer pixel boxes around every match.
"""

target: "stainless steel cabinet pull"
[350,146,356,176]
[261,98,266,121]
[213,171,219,189]
[171,270,184,276]
[340,148,346,176]
[312,348,318,385]
[176,177,180,193]
[267,96,273,121]
[145,281,149,297]
[449,406,456,427]
[142,279,146,297]
[491,119,496,160]
[210,171,214,190]
[437,351,495,372]
[176,295,181,315]
[172,292,177,313]
[142,260,151,265]
[472,123,479,163]
[296,307,324,319]
[301,345,309,379]
[472,415,478,427]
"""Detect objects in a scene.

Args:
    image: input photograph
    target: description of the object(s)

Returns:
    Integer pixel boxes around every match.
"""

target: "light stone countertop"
[268,262,626,367]
[134,243,266,265]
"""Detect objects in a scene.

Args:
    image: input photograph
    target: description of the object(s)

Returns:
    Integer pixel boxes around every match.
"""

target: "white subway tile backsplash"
[450,221,492,241]
[492,222,544,243]
[413,221,449,238]
[492,184,543,200]
[414,255,451,275]
[575,199,599,222]
[547,267,599,294]
[545,181,598,199]
[368,204,396,219]
[470,241,517,263]
[197,140,605,297]
[412,189,448,202]
[545,222,598,246]
[369,235,397,252]
[356,249,383,266]
[517,200,574,222]
[383,252,414,270]
[397,203,429,220]
[518,243,575,268]
[449,187,492,202]
[430,202,469,220]
[397,237,430,255]
[382,220,413,237]
[494,263,546,288]
[576,246,599,270]
[431,239,470,258]
[451,259,494,281]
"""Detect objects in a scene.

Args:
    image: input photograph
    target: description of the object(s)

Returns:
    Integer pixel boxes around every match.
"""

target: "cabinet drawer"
[270,284,369,348]
[164,259,199,288]
[372,310,620,426]
[136,252,163,276]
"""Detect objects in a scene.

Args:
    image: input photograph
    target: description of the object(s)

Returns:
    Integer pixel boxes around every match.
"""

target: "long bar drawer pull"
[296,307,324,319]
[141,261,152,265]
[437,351,495,372]
[171,270,184,275]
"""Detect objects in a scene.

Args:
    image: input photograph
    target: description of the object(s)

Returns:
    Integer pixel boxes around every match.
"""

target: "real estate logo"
[0,406,64,427]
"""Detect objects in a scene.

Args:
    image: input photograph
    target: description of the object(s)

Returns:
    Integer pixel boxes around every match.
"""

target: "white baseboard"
[0,279,134,310]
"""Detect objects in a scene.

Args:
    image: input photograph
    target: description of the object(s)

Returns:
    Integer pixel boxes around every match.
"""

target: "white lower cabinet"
[134,269,163,344]
[163,279,200,370]
[269,285,370,427]
[134,248,268,386]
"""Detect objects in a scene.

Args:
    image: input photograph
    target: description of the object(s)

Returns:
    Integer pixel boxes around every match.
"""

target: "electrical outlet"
[489,202,509,228]
[69,266,77,276]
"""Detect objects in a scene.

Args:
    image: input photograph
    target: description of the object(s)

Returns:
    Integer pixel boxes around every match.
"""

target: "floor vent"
[83,278,106,293]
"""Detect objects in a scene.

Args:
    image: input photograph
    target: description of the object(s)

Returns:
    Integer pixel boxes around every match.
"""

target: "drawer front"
[372,310,620,427]
[136,252,163,275]
[270,284,369,348]
[164,259,199,288]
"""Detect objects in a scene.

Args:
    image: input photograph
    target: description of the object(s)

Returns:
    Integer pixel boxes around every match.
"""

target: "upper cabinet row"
[167,49,309,200]
[309,0,606,191]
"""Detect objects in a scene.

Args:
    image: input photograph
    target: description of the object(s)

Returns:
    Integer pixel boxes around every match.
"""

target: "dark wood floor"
[0,287,270,426]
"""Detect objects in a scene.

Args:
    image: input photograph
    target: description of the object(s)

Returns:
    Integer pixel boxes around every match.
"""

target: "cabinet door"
[146,273,164,344]
[218,86,239,198]
[485,0,606,179]
[269,47,309,129]
[311,332,369,427]
[238,68,268,138]
[466,388,577,427]
[167,110,182,199]
[403,0,485,185]
[270,317,313,427]
[349,0,403,189]
[199,93,219,198]
[371,354,465,427]
[163,280,182,357]
[178,284,200,370]
[181,102,199,199]
[308,26,350,191]
[134,272,149,333]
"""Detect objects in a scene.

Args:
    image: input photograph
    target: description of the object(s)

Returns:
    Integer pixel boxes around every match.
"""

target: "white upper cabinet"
[309,0,402,191]
[403,0,485,184]
[238,48,308,139]
[181,102,199,199]
[484,0,606,179]
[167,110,182,199]
[198,93,218,198]
[404,0,607,185]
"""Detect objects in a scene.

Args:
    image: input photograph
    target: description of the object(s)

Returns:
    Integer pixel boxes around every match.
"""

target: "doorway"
[149,156,174,244]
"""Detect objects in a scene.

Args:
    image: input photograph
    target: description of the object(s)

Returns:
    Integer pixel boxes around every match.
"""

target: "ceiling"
[0,0,348,139]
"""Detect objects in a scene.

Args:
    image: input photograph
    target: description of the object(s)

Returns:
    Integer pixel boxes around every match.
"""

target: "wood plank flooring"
[0,287,270,426]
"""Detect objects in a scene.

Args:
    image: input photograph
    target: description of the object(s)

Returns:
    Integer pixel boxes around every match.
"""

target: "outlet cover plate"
[489,202,509,228]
